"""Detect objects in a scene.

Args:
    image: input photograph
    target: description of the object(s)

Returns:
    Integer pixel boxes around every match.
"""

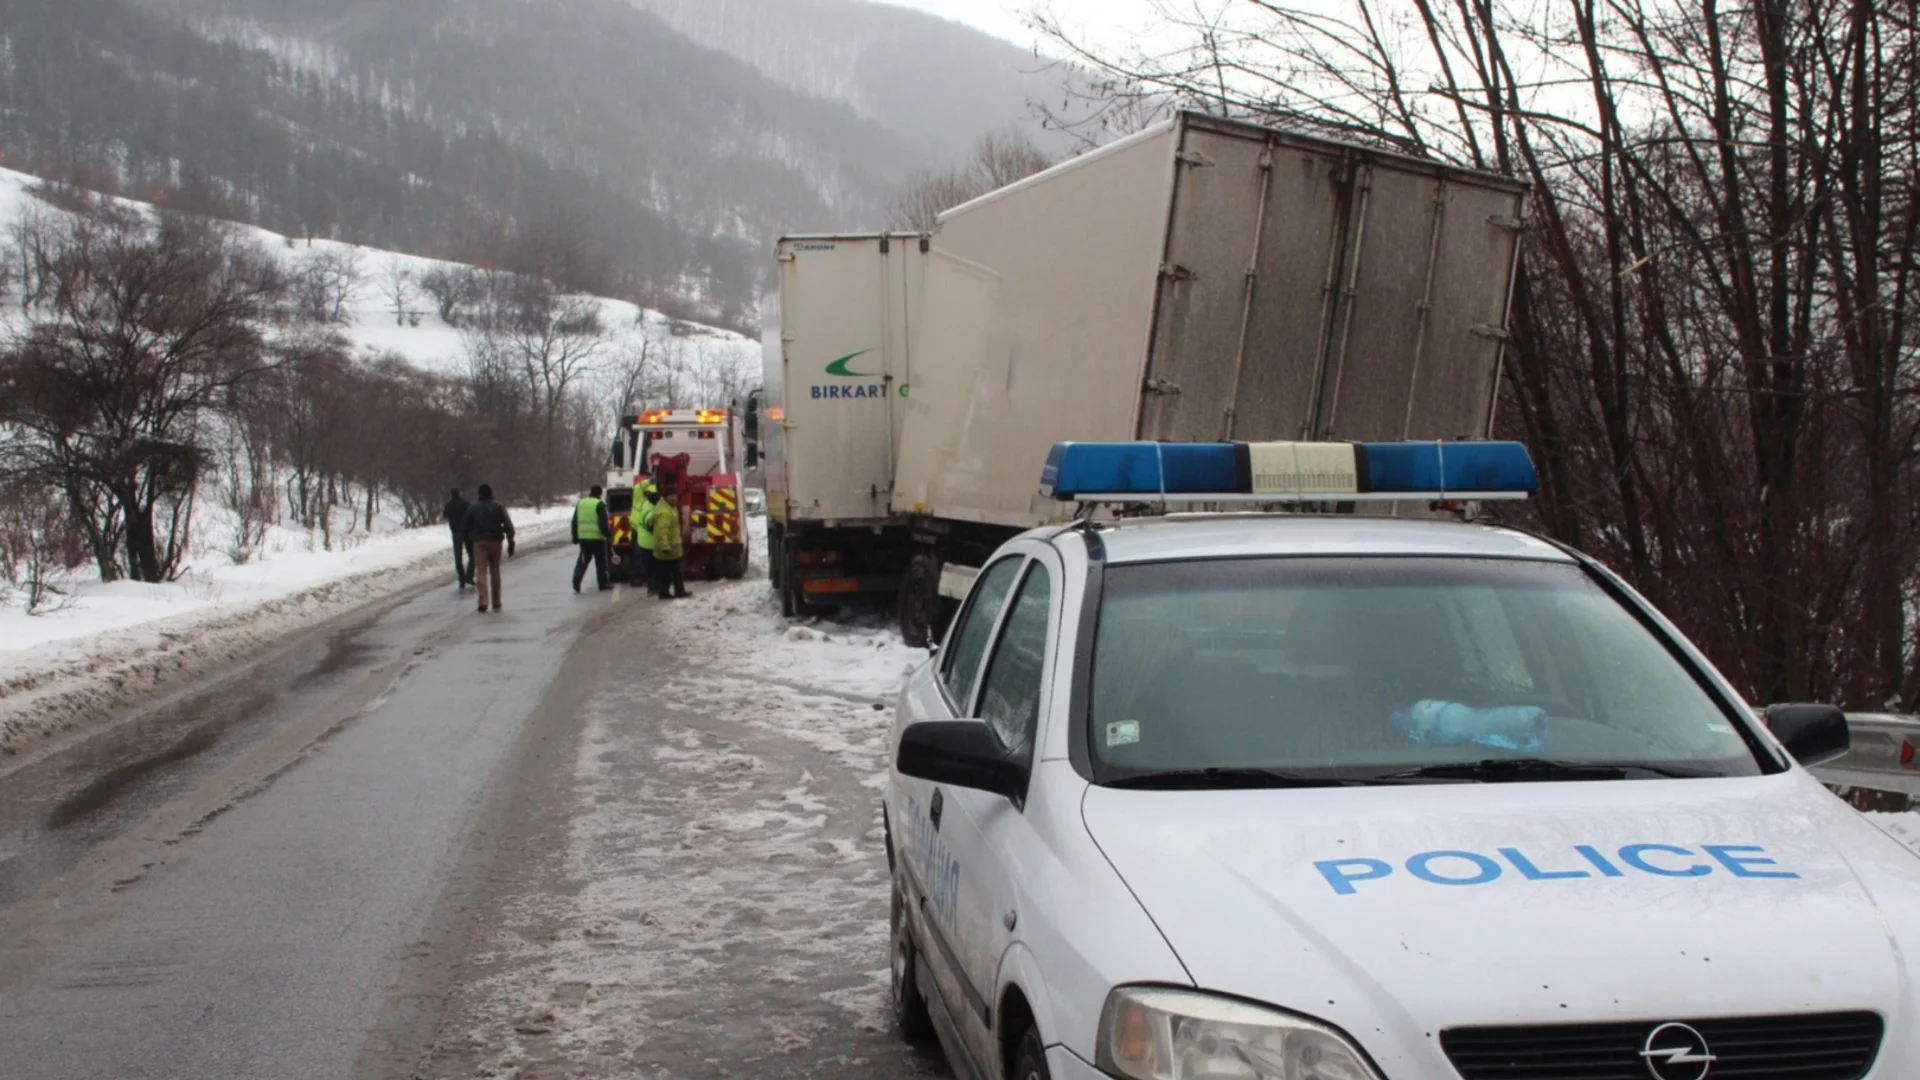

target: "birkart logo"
[811,350,906,400]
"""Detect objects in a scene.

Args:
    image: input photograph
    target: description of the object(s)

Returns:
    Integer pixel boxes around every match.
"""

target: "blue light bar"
[1039,440,1537,502]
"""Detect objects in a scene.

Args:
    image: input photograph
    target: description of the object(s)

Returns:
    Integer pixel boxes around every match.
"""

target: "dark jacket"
[463,499,516,543]
[571,498,612,544]
[444,495,471,536]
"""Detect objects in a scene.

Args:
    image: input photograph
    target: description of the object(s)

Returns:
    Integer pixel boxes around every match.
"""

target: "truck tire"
[899,554,941,649]
[722,548,749,580]
[768,524,785,593]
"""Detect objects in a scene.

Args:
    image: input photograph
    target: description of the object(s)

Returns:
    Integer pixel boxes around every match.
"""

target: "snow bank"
[0,506,571,764]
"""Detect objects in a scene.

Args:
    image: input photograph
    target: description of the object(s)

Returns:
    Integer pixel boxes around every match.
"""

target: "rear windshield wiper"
[1104,767,1379,790]
[1373,758,1712,782]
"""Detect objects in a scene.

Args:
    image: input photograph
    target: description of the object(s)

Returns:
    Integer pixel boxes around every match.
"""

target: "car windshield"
[1089,556,1770,784]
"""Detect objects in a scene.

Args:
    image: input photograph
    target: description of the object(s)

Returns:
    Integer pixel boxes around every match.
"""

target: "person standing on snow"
[632,477,659,592]
[443,488,473,589]
[571,484,614,593]
[649,485,691,600]
[463,484,517,613]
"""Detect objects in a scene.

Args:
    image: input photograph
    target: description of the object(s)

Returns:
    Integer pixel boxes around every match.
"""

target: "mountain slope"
[627,0,1081,160]
[0,0,1044,327]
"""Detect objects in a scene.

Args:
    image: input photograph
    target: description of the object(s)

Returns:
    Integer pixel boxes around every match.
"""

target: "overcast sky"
[876,0,1170,52]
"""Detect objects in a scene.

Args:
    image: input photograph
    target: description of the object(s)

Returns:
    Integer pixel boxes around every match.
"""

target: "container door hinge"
[1176,150,1216,168]
[1160,263,1197,282]
[776,252,796,262]
[880,237,891,254]
[1144,376,1183,396]
[1488,214,1530,231]
[1471,323,1512,341]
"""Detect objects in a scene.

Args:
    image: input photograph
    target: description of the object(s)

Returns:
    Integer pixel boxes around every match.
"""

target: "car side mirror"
[1764,703,1850,767]
[896,720,1025,801]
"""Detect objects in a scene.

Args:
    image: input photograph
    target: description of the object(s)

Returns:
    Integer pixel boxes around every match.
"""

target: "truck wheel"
[768,525,784,592]
[899,554,941,649]
[722,549,749,581]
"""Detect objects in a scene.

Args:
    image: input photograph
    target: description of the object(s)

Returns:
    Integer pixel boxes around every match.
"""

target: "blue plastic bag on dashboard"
[1391,700,1548,754]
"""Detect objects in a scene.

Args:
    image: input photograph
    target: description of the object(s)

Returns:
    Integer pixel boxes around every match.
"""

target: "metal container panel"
[889,124,1179,528]
[768,234,927,526]
[1144,116,1528,446]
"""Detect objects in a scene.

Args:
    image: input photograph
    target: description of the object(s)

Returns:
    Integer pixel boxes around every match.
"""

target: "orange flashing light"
[696,409,728,424]
[639,409,674,424]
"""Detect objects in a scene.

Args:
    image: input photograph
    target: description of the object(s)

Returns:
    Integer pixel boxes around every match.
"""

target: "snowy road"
[0,545,943,1080]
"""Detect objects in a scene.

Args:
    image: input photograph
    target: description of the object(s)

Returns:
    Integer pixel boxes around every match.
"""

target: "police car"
[882,440,1920,1080]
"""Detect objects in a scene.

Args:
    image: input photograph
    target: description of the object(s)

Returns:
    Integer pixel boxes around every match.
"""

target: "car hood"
[1082,773,1920,1073]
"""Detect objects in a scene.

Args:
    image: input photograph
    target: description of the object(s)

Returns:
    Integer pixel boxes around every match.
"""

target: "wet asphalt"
[0,546,604,1080]
[0,546,943,1080]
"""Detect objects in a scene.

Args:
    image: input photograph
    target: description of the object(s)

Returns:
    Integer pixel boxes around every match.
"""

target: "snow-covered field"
[0,167,760,382]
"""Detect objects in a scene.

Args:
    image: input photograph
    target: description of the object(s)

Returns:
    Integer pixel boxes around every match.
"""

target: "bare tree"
[0,211,286,582]
[376,256,420,327]
[292,247,366,325]
[1038,0,1920,710]
[888,130,1055,230]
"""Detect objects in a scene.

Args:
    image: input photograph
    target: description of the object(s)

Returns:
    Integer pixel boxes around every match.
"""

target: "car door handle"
[930,788,944,832]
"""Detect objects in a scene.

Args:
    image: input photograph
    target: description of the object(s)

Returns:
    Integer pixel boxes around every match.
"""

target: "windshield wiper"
[1105,767,1379,790]
[1373,758,1713,783]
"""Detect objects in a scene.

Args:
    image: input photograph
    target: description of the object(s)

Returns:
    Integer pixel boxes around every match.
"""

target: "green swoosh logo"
[825,350,875,377]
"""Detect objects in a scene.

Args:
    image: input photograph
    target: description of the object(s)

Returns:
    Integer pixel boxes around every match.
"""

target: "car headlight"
[1096,987,1382,1080]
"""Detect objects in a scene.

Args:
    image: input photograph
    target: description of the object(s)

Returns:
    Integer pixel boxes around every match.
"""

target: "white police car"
[882,440,1920,1080]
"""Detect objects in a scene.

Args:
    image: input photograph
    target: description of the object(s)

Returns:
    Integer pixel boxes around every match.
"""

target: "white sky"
[876,0,1169,52]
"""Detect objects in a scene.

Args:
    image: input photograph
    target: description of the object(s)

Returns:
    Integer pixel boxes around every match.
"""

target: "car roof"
[1057,513,1576,565]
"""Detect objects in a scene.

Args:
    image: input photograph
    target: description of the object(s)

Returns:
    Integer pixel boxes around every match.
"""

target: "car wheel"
[890,885,936,1047]
[1011,1024,1051,1080]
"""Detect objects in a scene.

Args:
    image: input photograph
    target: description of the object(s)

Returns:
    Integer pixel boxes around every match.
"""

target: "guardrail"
[1814,713,1919,809]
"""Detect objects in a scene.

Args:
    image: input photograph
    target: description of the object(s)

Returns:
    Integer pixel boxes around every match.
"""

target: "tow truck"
[605,407,750,582]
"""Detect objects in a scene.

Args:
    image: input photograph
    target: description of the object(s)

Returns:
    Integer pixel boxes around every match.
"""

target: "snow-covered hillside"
[0,169,760,385]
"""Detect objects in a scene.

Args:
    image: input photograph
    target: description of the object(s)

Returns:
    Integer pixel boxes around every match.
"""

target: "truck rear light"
[803,577,861,595]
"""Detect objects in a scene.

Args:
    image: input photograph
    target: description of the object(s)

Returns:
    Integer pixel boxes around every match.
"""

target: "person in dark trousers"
[571,485,614,593]
[649,486,690,599]
[443,488,473,588]
[463,484,516,613]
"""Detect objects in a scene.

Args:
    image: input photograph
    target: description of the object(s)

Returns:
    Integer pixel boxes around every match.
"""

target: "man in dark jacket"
[571,485,613,594]
[443,489,473,588]
[462,484,516,614]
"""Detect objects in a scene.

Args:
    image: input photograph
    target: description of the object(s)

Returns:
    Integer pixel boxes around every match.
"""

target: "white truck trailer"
[755,111,1529,644]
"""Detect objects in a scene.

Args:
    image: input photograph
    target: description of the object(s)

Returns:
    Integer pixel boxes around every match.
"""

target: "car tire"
[1010,1024,1051,1080]
[890,885,936,1047]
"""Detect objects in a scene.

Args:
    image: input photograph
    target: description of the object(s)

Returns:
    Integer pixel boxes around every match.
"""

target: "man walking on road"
[443,488,473,588]
[649,486,690,600]
[463,484,516,613]
[572,485,613,594]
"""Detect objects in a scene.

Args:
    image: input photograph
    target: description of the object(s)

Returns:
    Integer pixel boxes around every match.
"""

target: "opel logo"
[1640,1022,1716,1080]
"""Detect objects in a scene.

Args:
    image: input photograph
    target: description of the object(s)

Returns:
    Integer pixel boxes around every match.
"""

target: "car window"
[1090,557,1762,781]
[942,556,1023,712]
[977,565,1052,760]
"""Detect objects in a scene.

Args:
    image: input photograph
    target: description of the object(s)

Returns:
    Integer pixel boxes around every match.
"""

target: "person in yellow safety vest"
[633,478,659,592]
[648,485,691,600]
[571,485,614,593]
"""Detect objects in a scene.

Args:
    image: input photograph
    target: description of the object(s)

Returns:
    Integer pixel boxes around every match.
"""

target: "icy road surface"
[0,546,942,1080]
[412,580,944,1079]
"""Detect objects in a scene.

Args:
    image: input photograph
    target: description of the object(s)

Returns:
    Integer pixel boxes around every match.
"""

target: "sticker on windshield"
[1107,720,1141,747]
